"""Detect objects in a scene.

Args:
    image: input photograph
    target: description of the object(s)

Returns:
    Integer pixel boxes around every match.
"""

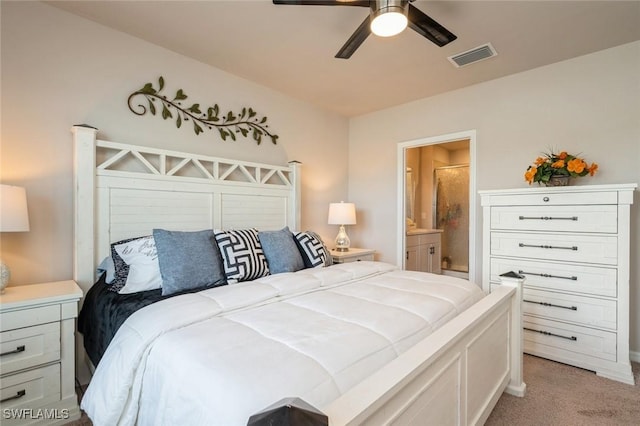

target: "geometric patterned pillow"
[294,231,333,268]
[214,228,270,283]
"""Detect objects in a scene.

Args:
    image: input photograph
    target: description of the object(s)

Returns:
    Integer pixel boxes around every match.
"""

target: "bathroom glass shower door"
[434,165,469,274]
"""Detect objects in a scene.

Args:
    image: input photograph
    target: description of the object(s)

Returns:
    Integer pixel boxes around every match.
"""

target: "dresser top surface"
[0,280,82,311]
[478,183,637,196]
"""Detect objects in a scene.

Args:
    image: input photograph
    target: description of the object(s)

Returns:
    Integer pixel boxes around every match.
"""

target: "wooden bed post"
[499,272,526,397]
[289,160,301,230]
[71,124,98,385]
[71,125,98,294]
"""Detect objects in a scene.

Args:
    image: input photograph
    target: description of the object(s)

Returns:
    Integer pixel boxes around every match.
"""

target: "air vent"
[448,43,497,68]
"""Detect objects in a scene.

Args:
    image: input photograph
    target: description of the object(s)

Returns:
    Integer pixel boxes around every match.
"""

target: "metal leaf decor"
[127,76,279,145]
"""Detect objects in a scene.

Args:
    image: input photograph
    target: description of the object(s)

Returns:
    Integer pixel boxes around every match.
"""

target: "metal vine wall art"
[127,77,279,145]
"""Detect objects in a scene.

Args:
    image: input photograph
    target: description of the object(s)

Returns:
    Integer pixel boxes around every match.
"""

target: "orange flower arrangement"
[525,150,598,185]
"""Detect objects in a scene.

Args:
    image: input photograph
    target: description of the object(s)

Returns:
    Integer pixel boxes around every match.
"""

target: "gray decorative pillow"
[258,227,305,274]
[294,231,333,268]
[214,228,269,283]
[153,229,227,296]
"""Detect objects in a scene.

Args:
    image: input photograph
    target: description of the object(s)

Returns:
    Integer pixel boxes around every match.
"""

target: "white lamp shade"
[0,185,30,232]
[328,202,356,225]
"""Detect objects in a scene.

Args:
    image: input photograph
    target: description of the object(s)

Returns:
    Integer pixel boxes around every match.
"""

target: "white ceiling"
[47,1,640,117]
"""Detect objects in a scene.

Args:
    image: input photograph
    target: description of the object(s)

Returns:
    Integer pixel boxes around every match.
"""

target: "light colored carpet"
[486,355,640,425]
[67,354,639,425]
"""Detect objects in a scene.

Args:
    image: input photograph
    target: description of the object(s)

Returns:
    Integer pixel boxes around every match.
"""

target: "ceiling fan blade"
[407,3,457,47]
[272,0,369,6]
[335,16,371,59]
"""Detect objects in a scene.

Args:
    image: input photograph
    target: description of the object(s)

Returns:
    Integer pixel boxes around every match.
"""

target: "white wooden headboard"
[71,125,300,295]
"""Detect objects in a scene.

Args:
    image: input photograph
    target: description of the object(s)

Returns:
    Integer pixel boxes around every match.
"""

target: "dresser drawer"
[523,317,616,362]
[489,257,617,297]
[490,232,617,265]
[523,288,616,330]
[483,191,618,207]
[0,363,60,410]
[490,205,617,233]
[0,322,61,376]
[0,305,60,332]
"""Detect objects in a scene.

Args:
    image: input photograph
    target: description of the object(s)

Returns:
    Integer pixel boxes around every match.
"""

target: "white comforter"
[82,261,483,426]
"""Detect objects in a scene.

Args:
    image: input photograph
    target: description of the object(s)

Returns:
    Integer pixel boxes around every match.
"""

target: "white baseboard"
[630,350,640,363]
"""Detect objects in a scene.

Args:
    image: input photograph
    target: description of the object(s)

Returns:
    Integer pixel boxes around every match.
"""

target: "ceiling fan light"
[371,6,408,37]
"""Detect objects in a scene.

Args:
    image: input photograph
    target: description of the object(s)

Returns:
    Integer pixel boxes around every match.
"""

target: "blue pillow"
[153,229,226,295]
[258,227,305,274]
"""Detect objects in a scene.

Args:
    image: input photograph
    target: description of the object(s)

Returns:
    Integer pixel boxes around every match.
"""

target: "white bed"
[72,125,525,425]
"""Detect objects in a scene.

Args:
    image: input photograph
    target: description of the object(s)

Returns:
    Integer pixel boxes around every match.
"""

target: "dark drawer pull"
[518,270,578,281]
[0,389,26,403]
[519,216,578,221]
[519,243,578,251]
[524,327,577,341]
[524,299,577,311]
[0,345,25,357]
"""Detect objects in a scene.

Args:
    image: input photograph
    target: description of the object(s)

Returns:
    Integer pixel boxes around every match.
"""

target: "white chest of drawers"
[0,281,82,425]
[480,184,636,385]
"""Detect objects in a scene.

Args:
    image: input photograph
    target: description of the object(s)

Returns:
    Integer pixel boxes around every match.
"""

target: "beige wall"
[0,2,349,285]
[348,41,640,355]
[2,2,639,357]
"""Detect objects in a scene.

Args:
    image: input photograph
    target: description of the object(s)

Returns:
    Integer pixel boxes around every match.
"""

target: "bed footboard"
[323,275,525,425]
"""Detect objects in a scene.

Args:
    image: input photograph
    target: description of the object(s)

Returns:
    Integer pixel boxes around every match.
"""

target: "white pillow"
[113,236,162,293]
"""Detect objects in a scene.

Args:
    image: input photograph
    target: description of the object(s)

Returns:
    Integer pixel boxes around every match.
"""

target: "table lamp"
[328,202,356,252]
[0,185,30,293]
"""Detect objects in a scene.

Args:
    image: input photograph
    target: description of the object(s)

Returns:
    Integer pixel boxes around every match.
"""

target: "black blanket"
[78,274,224,366]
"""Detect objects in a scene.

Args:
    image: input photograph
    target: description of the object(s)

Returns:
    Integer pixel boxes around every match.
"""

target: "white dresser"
[0,281,82,425]
[480,184,636,385]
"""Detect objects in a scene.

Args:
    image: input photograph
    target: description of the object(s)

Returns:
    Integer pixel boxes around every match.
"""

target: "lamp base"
[0,259,10,294]
[334,225,351,252]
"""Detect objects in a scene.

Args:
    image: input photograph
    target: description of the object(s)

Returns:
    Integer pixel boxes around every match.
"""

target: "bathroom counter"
[406,228,443,236]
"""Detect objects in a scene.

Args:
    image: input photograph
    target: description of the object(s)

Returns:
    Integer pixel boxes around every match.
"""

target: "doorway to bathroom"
[397,130,477,283]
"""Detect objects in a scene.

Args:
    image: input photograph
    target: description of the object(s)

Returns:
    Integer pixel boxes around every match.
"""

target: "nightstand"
[330,248,375,264]
[0,280,82,425]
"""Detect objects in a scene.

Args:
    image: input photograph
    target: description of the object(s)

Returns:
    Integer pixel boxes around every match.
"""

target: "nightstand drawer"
[0,305,60,331]
[331,248,375,264]
[490,205,617,233]
[490,232,617,265]
[0,363,60,410]
[523,317,617,362]
[523,288,616,330]
[489,257,617,297]
[0,322,61,375]
[338,253,374,263]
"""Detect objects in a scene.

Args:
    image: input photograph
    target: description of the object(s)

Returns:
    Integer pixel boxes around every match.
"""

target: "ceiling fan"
[272,0,457,59]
